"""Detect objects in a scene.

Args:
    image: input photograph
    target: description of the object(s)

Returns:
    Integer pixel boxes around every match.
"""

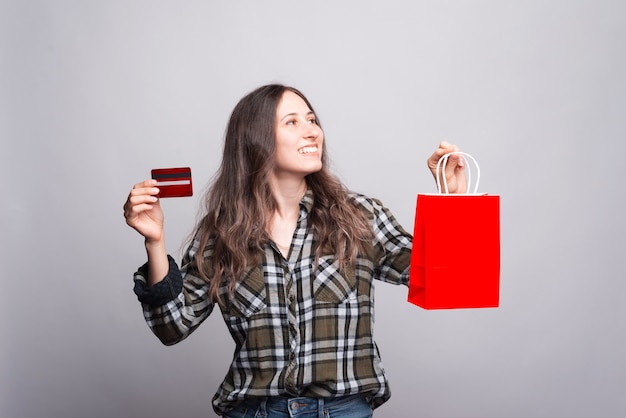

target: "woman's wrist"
[144,236,166,252]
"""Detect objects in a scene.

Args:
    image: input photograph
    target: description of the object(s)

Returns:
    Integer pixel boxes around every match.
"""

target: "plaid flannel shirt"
[133,191,412,414]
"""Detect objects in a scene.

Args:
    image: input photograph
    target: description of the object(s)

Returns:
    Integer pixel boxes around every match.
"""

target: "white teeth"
[298,146,318,154]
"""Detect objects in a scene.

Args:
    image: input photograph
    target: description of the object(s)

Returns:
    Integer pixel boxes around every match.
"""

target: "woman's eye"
[284,116,316,126]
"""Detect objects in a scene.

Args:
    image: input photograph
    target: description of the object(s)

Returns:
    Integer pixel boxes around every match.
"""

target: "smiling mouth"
[298,146,318,154]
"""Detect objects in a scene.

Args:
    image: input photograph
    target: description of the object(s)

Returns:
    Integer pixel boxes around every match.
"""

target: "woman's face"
[273,90,324,179]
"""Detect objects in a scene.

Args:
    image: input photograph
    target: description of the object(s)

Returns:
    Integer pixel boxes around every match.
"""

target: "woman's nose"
[304,123,321,139]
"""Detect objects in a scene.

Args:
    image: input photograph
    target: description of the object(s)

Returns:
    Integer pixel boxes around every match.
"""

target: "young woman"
[123,84,467,417]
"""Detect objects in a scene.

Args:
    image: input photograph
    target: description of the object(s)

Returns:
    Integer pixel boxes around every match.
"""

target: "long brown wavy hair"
[191,84,373,302]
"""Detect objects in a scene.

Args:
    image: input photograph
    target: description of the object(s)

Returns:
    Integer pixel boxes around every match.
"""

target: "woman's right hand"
[123,179,164,243]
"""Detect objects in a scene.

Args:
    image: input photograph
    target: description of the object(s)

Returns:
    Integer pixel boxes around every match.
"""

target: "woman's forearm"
[145,238,169,286]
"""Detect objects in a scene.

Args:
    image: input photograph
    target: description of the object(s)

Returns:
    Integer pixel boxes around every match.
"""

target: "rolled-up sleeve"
[132,253,215,345]
[133,255,183,306]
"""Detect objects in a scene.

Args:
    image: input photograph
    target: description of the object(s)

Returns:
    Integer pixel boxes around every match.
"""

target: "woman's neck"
[269,176,307,218]
[267,177,306,255]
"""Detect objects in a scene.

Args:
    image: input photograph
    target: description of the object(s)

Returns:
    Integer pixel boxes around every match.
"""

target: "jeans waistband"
[264,393,363,411]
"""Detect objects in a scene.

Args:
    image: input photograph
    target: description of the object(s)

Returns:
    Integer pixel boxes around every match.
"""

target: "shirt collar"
[299,188,314,214]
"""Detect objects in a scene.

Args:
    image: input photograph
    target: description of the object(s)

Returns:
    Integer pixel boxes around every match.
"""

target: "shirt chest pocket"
[227,266,268,318]
[313,256,357,303]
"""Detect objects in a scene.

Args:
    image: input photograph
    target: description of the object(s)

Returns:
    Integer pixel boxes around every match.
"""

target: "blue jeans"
[222,394,373,418]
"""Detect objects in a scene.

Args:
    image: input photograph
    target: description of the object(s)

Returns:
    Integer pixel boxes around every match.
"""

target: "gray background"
[2,1,625,417]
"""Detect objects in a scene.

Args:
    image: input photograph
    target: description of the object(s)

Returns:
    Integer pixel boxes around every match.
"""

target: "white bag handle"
[435,152,481,194]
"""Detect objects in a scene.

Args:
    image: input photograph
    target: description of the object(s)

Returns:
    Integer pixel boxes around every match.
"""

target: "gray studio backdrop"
[2,1,625,417]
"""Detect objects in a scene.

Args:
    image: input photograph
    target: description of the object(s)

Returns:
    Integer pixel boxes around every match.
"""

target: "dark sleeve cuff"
[133,255,183,306]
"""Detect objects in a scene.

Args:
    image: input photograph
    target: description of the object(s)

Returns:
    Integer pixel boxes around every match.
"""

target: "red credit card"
[151,167,193,198]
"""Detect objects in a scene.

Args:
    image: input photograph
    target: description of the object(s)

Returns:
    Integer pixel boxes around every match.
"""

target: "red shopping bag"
[408,152,500,309]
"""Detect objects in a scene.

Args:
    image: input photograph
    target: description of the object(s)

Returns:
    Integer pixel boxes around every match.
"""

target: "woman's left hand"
[427,141,468,194]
